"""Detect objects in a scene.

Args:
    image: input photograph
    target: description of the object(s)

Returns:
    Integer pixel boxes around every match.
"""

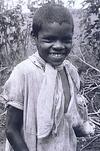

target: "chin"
[51,61,63,67]
[47,58,65,67]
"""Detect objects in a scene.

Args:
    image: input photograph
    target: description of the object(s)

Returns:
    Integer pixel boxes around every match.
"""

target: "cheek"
[37,42,48,50]
[65,44,72,55]
[37,44,49,58]
[38,42,52,55]
[40,42,52,49]
[65,43,72,49]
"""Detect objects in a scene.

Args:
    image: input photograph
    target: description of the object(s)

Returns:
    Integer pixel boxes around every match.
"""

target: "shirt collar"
[29,51,65,71]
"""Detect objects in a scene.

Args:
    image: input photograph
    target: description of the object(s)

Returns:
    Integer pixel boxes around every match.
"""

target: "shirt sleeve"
[2,66,24,110]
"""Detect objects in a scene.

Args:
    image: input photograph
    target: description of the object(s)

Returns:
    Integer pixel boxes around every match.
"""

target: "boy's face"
[36,22,73,67]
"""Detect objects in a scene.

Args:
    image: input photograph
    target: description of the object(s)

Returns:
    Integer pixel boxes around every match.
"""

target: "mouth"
[49,52,66,58]
[47,52,67,66]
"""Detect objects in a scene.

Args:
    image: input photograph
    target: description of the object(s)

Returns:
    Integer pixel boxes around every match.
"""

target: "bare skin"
[6,106,29,151]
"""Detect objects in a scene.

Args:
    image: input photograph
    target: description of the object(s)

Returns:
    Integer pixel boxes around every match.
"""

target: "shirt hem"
[7,101,23,110]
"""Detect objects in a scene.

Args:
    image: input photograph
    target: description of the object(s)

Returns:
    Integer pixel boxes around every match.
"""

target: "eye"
[43,36,56,43]
[62,37,72,43]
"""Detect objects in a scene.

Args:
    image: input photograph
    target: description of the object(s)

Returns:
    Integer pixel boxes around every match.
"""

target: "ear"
[30,31,38,40]
[34,36,38,44]
[34,36,39,49]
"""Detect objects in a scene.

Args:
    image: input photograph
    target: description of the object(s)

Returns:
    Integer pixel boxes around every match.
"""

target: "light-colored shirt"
[3,54,88,151]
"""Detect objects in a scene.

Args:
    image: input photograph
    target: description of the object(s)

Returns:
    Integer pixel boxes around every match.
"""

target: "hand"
[83,121,95,136]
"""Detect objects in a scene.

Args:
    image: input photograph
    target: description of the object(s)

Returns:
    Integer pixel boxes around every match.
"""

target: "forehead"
[39,22,73,37]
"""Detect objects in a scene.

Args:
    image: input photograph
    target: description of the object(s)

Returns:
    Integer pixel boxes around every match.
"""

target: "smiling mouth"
[49,53,66,58]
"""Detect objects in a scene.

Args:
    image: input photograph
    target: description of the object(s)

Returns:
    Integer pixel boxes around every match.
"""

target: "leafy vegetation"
[79,0,100,116]
[75,0,100,150]
[80,0,100,67]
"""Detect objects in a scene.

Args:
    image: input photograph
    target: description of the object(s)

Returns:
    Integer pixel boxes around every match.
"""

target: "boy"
[3,3,94,151]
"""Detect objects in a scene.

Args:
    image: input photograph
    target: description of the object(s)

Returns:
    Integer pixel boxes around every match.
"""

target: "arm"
[6,105,29,151]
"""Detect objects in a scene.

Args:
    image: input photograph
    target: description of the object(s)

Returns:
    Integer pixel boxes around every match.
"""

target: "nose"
[53,40,64,51]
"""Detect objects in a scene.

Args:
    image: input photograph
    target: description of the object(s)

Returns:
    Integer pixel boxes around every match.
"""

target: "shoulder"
[13,57,38,76]
[64,60,80,91]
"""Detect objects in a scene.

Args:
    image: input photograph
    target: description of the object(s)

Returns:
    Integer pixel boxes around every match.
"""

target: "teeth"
[50,53,64,57]
[55,54,61,57]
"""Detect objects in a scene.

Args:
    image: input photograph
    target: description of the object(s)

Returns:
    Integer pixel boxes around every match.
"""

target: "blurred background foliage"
[0,0,100,150]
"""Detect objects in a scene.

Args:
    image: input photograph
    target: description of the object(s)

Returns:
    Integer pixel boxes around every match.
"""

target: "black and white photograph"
[0,0,100,150]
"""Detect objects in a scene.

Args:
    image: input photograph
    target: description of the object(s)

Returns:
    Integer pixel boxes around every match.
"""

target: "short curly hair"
[31,3,74,37]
